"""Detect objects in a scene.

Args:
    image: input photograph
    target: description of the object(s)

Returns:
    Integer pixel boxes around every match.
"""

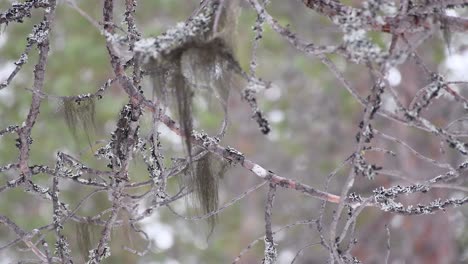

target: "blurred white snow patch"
[264,85,282,101]
[0,253,13,264]
[385,67,401,86]
[0,86,14,108]
[445,50,468,82]
[0,61,16,108]
[0,61,15,80]
[445,9,458,17]
[175,220,199,244]
[267,129,280,141]
[0,33,7,49]
[171,197,188,214]
[193,236,208,250]
[382,94,398,113]
[451,191,466,200]
[140,214,174,250]
[159,124,183,148]
[268,109,284,123]
[164,260,180,264]
[194,96,208,111]
[143,260,179,264]
[278,249,295,264]
[381,2,397,16]
[273,225,286,241]
[390,215,403,228]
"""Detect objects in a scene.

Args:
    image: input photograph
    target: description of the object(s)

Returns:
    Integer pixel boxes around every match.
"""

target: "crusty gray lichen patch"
[134,2,217,64]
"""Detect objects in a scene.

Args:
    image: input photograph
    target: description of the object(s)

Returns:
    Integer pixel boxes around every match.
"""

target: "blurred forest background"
[1,0,468,263]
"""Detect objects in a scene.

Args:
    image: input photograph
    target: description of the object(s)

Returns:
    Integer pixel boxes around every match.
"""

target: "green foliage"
[432,38,446,64]
[368,31,387,49]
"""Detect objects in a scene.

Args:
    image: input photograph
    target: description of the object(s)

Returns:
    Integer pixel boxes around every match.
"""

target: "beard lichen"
[62,97,96,144]
[192,152,229,232]
[142,0,242,232]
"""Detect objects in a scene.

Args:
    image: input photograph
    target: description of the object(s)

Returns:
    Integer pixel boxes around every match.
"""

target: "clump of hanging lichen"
[75,222,96,263]
[192,152,229,231]
[62,97,96,143]
[147,0,241,160]
[143,0,240,232]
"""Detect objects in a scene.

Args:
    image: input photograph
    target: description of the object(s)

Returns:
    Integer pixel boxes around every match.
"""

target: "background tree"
[1,0,468,263]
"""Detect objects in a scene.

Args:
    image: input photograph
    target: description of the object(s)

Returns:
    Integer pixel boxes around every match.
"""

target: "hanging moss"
[75,222,95,262]
[62,97,96,142]
[144,0,240,234]
[192,152,229,231]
